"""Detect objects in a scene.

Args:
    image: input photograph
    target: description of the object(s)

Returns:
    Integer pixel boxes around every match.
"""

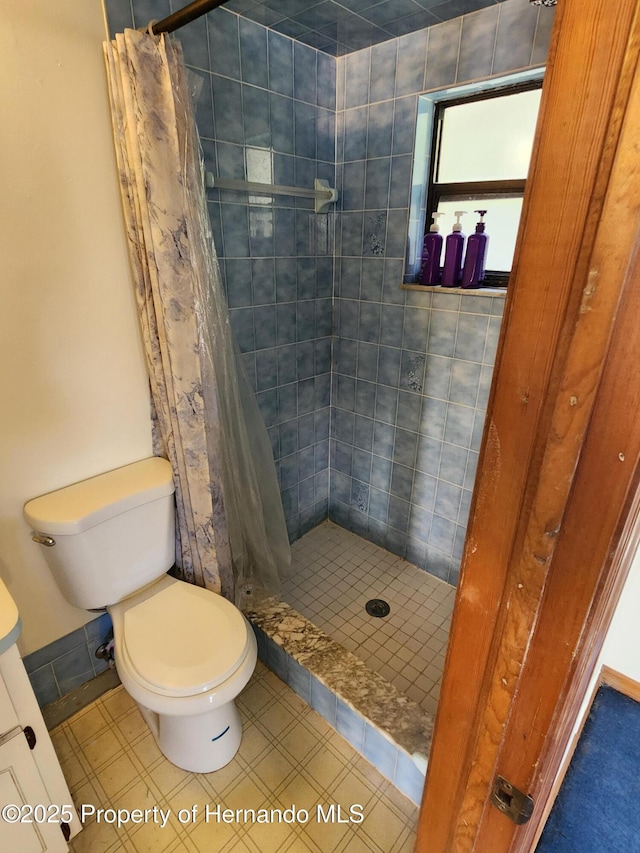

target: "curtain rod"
[150,0,230,35]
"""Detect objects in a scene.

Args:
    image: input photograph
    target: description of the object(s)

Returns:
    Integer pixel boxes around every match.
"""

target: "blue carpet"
[537,684,640,852]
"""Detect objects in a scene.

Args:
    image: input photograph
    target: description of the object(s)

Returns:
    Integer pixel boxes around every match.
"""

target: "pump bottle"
[461,210,489,288]
[419,212,444,285]
[441,211,467,287]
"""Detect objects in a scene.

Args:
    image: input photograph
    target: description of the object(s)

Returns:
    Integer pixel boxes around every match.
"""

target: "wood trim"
[528,675,602,852]
[486,20,640,847]
[416,1,640,850]
[433,179,526,197]
[516,484,640,852]
[497,348,640,851]
[600,667,640,705]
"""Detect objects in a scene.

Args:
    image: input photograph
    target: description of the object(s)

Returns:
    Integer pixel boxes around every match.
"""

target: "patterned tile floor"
[53,660,417,853]
[283,523,456,716]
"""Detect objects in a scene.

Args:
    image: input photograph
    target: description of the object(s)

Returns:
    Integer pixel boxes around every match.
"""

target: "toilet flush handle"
[32,533,55,547]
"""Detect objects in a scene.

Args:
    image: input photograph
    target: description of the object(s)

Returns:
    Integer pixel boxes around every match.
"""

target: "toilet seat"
[121,582,250,698]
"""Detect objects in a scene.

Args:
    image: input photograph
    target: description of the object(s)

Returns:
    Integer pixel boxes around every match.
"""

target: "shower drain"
[365,598,390,618]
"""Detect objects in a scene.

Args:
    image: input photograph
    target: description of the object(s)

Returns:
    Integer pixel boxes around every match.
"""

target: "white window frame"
[405,67,545,286]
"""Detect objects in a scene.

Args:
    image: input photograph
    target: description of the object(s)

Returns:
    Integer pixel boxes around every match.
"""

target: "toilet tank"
[23,458,175,610]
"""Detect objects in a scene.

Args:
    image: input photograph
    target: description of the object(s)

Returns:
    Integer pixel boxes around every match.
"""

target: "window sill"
[401,284,507,298]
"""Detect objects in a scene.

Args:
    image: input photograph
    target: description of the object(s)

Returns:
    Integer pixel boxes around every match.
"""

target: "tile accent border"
[23,613,113,709]
[246,598,430,804]
[42,667,121,731]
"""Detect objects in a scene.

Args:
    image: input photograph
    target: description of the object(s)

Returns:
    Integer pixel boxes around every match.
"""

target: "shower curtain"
[103,28,290,607]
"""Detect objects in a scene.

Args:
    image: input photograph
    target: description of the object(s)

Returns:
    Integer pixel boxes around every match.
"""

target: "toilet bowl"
[109,575,257,772]
[23,457,256,773]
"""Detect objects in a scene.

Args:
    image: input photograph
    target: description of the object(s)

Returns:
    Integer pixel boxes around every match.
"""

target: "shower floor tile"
[55,660,417,853]
[283,522,456,716]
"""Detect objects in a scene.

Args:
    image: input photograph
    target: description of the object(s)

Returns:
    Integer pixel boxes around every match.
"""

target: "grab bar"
[204,174,338,214]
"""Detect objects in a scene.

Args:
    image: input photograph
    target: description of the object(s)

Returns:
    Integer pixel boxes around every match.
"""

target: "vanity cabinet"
[0,726,68,851]
[0,579,80,851]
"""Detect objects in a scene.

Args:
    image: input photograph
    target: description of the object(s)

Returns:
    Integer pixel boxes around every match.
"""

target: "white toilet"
[23,457,257,773]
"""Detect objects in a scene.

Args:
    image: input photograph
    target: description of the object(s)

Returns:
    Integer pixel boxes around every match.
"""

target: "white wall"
[598,543,640,681]
[569,539,640,726]
[0,0,152,654]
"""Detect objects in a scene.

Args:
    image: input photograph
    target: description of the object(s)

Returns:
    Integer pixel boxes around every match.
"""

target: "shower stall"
[105,0,551,804]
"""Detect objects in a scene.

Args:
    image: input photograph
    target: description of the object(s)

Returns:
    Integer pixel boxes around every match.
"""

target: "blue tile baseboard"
[23,612,113,709]
[247,599,430,804]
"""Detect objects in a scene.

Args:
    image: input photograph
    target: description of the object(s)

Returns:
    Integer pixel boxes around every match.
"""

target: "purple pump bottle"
[441,210,467,287]
[419,212,444,285]
[461,210,489,288]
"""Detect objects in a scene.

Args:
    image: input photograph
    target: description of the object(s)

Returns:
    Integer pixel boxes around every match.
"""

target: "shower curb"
[245,599,432,805]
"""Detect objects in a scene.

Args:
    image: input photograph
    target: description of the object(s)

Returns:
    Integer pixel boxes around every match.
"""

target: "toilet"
[23,457,257,773]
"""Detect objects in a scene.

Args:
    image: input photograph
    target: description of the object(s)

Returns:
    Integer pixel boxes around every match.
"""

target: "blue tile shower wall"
[331,0,553,584]
[104,0,552,583]
[105,2,337,542]
[332,289,504,585]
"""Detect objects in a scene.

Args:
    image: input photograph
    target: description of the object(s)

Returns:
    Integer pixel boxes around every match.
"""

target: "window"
[425,82,542,286]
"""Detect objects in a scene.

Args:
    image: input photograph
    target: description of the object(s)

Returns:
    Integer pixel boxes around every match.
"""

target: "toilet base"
[138,701,243,773]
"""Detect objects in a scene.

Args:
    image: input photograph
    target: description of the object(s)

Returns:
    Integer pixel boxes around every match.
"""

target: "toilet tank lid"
[23,457,175,535]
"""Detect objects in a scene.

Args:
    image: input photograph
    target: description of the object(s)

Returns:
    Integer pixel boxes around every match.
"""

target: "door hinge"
[60,821,71,842]
[491,775,534,825]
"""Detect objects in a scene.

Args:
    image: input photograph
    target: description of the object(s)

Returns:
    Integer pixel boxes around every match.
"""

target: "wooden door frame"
[416,1,640,850]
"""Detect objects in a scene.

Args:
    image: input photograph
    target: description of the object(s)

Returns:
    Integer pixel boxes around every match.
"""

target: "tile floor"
[283,523,456,716]
[52,660,418,853]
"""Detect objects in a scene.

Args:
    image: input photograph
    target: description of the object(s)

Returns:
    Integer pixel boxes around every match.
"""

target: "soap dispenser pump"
[461,210,489,288]
[442,210,467,287]
[419,212,444,285]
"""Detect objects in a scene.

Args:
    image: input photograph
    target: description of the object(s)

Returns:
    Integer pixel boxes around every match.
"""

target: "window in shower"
[406,68,545,284]
[426,82,542,286]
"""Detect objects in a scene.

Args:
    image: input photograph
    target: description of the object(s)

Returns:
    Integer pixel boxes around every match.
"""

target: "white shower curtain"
[103,28,290,606]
